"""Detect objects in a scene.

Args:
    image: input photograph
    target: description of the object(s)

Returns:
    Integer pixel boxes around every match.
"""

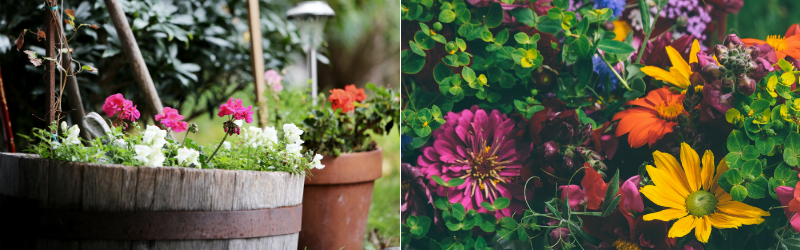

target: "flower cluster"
[155,107,188,133]
[401,0,797,248]
[102,93,140,127]
[328,84,367,112]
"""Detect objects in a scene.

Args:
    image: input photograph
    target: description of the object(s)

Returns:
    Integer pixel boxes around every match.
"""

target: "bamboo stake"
[0,66,15,152]
[45,4,57,126]
[247,0,269,127]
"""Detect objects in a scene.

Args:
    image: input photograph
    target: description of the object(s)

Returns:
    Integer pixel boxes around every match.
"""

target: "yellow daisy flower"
[640,143,770,243]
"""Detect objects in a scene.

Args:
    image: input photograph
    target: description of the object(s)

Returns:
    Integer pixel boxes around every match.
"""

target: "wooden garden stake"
[45,6,57,125]
[247,0,269,127]
[103,0,165,121]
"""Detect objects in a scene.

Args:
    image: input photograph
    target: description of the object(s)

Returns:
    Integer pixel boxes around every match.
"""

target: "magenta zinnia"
[417,105,532,219]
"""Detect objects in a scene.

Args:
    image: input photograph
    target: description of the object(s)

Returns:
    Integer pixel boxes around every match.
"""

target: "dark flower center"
[457,136,513,198]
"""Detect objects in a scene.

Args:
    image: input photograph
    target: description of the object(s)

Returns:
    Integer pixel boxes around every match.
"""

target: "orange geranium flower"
[742,24,800,60]
[612,87,686,148]
[329,89,355,112]
[345,84,367,102]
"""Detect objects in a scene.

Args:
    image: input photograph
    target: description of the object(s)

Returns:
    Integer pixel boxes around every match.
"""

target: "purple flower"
[593,0,625,18]
[417,105,533,219]
[702,79,734,119]
[401,134,413,151]
[402,163,433,221]
[657,0,712,42]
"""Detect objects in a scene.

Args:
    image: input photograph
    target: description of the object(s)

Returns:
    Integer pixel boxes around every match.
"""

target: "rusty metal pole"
[247,0,269,127]
[44,6,57,126]
[0,67,16,152]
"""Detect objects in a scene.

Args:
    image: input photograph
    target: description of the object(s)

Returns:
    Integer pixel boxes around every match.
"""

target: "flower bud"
[737,74,756,96]
[189,123,199,134]
[542,141,560,161]
[557,122,574,144]
[723,34,743,48]
[715,45,729,58]
[579,123,592,141]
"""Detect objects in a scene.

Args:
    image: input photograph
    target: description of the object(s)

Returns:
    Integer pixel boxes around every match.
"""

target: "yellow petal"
[643,208,689,221]
[653,151,692,197]
[669,68,692,89]
[710,157,729,192]
[695,216,712,243]
[716,200,770,218]
[645,165,692,200]
[689,39,701,64]
[666,46,692,81]
[718,212,766,225]
[680,143,702,192]
[640,184,687,209]
[668,215,698,238]
[715,188,733,203]
[700,150,715,190]
[642,66,683,88]
[709,213,742,229]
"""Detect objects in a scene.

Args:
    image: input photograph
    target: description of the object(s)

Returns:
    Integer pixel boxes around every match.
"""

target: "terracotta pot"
[298,148,383,250]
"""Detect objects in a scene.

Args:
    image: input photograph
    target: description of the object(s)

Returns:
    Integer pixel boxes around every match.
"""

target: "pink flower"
[155,107,188,132]
[558,170,643,213]
[776,179,800,233]
[102,93,139,121]
[264,70,284,92]
[217,98,253,123]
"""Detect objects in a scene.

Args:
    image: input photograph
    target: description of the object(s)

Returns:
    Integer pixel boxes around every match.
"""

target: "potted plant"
[1,94,322,249]
[294,83,400,249]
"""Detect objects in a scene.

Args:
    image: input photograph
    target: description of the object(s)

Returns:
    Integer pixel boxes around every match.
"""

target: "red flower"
[582,166,607,210]
[329,89,355,112]
[155,107,188,132]
[217,98,253,123]
[102,93,139,121]
[345,84,367,102]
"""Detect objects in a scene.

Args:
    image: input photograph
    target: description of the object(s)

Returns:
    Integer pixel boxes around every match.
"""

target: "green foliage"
[302,84,400,156]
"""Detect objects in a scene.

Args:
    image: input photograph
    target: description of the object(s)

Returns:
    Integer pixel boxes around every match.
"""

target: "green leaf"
[720,169,743,191]
[573,35,592,59]
[742,145,760,161]
[553,0,569,9]
[409,41,426,56]
[785,132,800,166]
[631,78,646,93]
[725,152,745,170]
[486,44,502,51]
[741,160,761,182]
[746,176,768,199]
[431,34,447,44]
[462,67,476,83]
[514,32,529,44]
[755,137,774,155]
[495,29,509,45]
[447,178,465,187]
[452,203,466,221]
[481,201,495,211]
[730,184,748,201]
[544,199,562,220]
[433,63,453,84]
[493,197,511,209]
[455,3,470,23]
[638,0,652,34]
[537,16,562,33]
[420,23,431,35]
[597,39,636,54]
[475,236,487,249]
[485,3,504,28]
[479,214,497,232]
[509,8,535,27]
[431,175,447,186]
[775,163,796,181]
[401,50,426,74]
[440,10,456,23]
[456,38,467,51]
[434,196,452,210]
[602,195,621,217]
[414,31,435,50]
[487,92,502,103]
[603,169,620,212]
[727,130,749,152]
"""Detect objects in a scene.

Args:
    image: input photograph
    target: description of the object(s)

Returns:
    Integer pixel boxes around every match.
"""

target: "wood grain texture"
[3,153,305,250]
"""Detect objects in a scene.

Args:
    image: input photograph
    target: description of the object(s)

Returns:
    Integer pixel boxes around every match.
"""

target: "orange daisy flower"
[612,87,686,148]
[742,24,800,60]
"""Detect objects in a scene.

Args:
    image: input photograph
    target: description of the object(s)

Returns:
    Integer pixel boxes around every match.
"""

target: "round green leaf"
[746,176,768,199]
[439,10,456,23]
[485,3,504,28]
[741,145,760,161]
[727,130,749,152]
[493,197,511,209]
[414,31,435,50]
[730,185,748,201]
[740,159,762,181]
[755,137,775,155]
[401,50,426,74]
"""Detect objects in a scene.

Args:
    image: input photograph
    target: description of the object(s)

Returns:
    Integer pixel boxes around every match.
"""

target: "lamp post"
[286,1,334,106]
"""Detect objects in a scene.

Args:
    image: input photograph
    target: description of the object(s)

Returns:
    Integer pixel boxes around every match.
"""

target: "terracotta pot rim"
[305,147,383,185]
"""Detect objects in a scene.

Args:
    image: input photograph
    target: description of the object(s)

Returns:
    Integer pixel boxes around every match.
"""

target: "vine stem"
[636,5,662,64]
[600,54,630,91]
[180,128,190,146]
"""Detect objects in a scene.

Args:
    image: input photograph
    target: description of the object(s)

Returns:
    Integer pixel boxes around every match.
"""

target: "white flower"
[60,121,81,145]
[175,147,201,168]
[286,143,303,156]
[223,141,231,150]
[263,126,278,145]
[311,154,325,169]
[142,125,167,149]
[283,123,304,145]
[243,126,264,147]
[113,139,127,148]
[234,120,243,127]
[134,144,165,167]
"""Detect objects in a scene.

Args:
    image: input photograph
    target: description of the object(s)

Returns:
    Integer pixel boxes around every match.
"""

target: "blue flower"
[593,0,625,18]
[401,134,413,151]
[592,54,620,92]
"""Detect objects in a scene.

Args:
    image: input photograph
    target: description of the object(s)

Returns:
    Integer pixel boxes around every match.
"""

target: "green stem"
[600,55,630,90]
[205,132,229,164]
[636,6,662,64]
[180,129,190,146]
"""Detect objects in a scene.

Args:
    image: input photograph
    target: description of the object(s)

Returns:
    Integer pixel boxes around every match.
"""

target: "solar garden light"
[286,1,335,106]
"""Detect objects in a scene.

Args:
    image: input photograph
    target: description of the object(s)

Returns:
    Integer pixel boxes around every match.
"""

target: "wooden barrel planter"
[0,153,304,250]
[298,148,383,250]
